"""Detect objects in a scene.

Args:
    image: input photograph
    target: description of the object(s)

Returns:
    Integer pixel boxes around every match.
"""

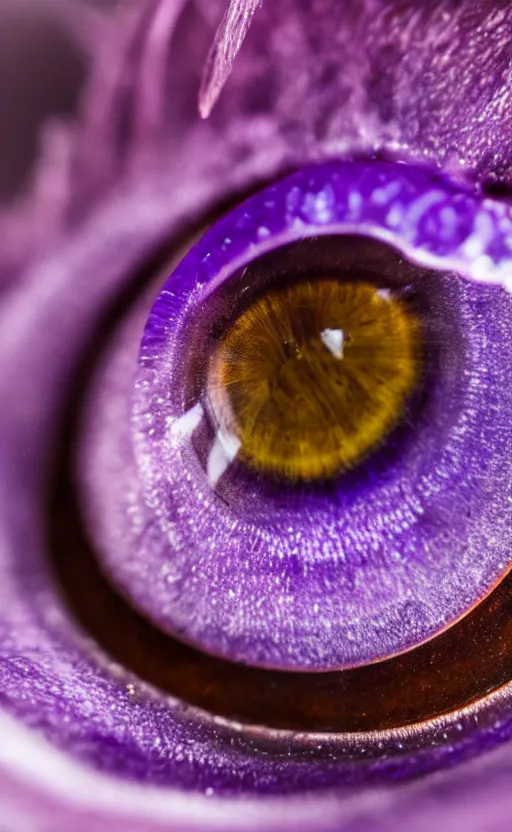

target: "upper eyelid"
[182,162,512,294]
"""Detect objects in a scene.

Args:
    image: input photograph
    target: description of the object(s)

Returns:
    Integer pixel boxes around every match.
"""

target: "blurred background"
[0,0,116,204]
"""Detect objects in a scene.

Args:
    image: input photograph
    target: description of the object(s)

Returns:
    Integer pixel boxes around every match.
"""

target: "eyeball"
[80,159,512,671]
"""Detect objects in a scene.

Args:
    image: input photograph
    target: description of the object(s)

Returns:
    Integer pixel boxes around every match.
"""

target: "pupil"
[207,279,422,481]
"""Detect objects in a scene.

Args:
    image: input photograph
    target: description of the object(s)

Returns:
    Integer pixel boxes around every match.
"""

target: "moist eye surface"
[77,161,512,676]
[206,278,421,482]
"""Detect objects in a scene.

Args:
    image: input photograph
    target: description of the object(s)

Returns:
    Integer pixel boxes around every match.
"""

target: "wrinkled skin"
[0,1,512,830]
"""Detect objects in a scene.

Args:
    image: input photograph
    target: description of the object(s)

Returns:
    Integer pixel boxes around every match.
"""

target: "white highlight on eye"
[439,206,458,237]
[311,186,335,222]
[320,328,344,359]
[207,431,241,486]
[348,190,362,217]
[471,254,499,283]
[386,205,403,227]
[405,190,446,230]
[504,272,512,293]
[371,181,402,206]
[461,211,495,259]
[169,403,203,447]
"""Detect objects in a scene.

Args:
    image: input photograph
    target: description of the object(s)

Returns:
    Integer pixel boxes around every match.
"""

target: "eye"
[76,159,512,686]
[3,0,512,829]
[203,276,420,483]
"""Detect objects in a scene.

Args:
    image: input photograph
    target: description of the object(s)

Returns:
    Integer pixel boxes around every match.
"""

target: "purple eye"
[4,1,512,829]
[77,160,512,675]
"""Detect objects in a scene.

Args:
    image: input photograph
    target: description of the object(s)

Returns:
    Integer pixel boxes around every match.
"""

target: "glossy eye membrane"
[175,231,435,510]
[79,160,512,678]
[205,278,420,483]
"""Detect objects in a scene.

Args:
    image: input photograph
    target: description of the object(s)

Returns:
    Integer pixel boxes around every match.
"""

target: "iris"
[206,278,420,482]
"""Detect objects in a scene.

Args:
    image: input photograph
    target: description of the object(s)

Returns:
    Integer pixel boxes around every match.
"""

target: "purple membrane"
[2,1,512,831]
[100,160,512,671]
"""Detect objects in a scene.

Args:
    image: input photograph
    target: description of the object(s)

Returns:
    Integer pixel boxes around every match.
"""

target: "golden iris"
[207,279,421,481]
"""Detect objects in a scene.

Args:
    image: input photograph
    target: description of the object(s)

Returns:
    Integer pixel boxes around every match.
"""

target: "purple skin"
[1,0,512,829]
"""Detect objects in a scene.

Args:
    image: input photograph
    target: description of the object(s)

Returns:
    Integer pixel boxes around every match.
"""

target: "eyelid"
[179,161,512,296]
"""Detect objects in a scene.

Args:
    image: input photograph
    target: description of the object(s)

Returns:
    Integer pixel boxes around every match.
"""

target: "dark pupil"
[207,278,421,481]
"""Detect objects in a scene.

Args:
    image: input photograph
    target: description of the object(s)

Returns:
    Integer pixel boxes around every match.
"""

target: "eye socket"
[74,159,512,673]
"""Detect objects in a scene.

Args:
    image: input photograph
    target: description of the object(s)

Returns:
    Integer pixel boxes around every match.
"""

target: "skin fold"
[0,1,512,830]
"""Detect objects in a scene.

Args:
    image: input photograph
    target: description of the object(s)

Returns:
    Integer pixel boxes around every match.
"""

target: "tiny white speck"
[348,190,362,217]
[321,328,344,359]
